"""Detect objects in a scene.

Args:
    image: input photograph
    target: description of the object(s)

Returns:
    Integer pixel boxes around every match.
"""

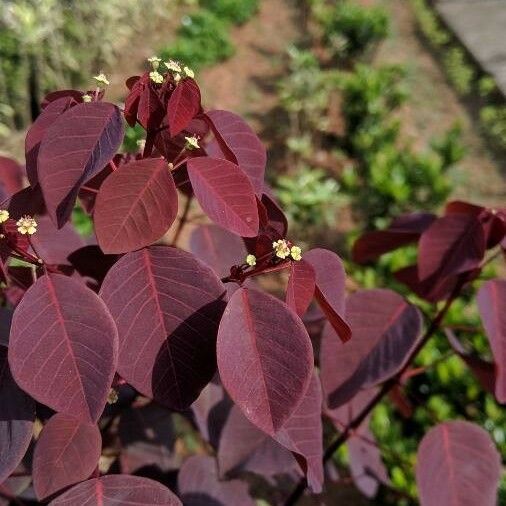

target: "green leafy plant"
[198,0,259,25]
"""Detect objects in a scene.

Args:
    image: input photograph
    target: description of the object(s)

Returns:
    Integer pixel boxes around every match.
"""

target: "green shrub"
[160,11,234,70]
[198,0,259,25]
[410,0,449,47]
[480,105,506,151]
[442,47,475,95]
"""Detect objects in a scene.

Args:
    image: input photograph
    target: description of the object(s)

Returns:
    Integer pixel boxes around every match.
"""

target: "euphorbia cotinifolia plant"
[0,57,505,505]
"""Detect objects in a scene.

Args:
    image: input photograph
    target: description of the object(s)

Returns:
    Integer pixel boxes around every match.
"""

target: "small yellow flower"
[174,73,182,84]
[184,135,200,150]
[147,56,162,70]
[82,94,92,103]
[107,388,119,405]
[290,245,302,261]
[273,239,291,259]
[0,210,9,223]
[165,60,182,73]
[149,71,164,84]
[246,254,256,267]
[93,73,110,86]
[183,66,195,79]
[16,215,37,235]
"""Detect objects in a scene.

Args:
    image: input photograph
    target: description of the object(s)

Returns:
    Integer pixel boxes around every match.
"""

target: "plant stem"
[284,282,463,506]
[171,194,192,247]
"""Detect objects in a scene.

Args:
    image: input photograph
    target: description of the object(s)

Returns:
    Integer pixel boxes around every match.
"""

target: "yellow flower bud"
[290,245,302,261]
[16,215,37,235]
[149,71,164,84]
[0,210,9,223]
[246,254,256,267]
[273,239,291,259]
[93,73,110,86]
[184,135,200,150]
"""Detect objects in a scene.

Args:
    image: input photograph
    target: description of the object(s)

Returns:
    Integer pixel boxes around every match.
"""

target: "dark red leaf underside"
[217,287,313,435]
[33,413,102,500]
[416,421,501,506]
[8,273,118,423]
[187,156,259,237]
[37,102,124,228]
[477,279,506,403]
[99,246,226,410]
[0,346,34,484]
[286,259,316,317]
[167,79,201,136]
[48,474,182,505]
[94,158,178,254]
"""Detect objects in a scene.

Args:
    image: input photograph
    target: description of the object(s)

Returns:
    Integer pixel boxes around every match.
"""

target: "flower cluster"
[16,215,37,235]
[272,240,302,261]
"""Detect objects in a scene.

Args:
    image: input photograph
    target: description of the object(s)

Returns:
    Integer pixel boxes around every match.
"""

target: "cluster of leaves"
[198,0,259,25]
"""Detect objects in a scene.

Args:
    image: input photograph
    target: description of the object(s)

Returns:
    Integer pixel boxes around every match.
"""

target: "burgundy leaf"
[49,475,182,505]
[41,90,83,109]
[418,213,486,282]
[416,421,501,506]
[178,455,255,506]
[286,259,316,317]
[6,185,45,221]
[94,158,178,254]
[8,273,118,423]
[477,279,506,403]
[347,428,389,499]
[25,96,77,187]
[67,245,118,284]
[304,248,351,342]
[325,388,379,431]
[0,346,34,484]
[167,79,201,136]
[353,212,436,264]
[99,246,226,410]
[273,373,323,493]
[217,287,313,435]
[138,82,165,130]
[189,224,246,278]
[187,157,259,237]
[0,157,24,201]
[322,289,422,409]
[260,193,288,237]
[33,413,101,500]
[206,110,266,195]
[118,403,177,474]
[0,308,12,347]
[37,102,124,228]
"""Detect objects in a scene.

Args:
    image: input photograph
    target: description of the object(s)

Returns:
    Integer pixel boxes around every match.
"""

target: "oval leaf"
[322,289,422,409]
[8,274,118,422]
[94,158,178,254]
[0,346,34,484]
[187,156,259,237]
[49,475,182,505]
[33,413,101,500]
[168,78,201,136]
[99,246,227,410]
[286,259,316,317]
[217,287,313,435]
[38,102,124,227]
[416,421,501,506]
[477,279,506,402]
[0,156,24,202]
[206,110,266,195]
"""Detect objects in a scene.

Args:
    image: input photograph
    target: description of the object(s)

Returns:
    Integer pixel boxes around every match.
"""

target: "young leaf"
[187,156,259,237]
[286,259,316,317]
[99,246,227,410]
[206,110,266,195]
[94,158,178,254]
[304,248,351,342]
[0,346,35,484]
[8,274,118,423]
[477,279,506,403]
[167,78,201,136]
[322,289,422,409]
[217,287,313,435]
[416,421,501,506]
[37,102,124,228]
[418,213,486,282]
[178,455,255,506]
[33,413,102,500]
[48,475,182,505]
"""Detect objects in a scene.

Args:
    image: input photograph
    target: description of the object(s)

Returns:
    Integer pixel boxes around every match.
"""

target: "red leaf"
[0,346,34,483]
[353,212,436,264]
[304,248,351,342]
[138,82,165,130]
[48,474,182,505]
[41,90,83,109]
[187,157,259,237]
[206,110,266,195]
[286,259,316,317]
[25,97,77,187]
[94,158,178,254]
[418,213,486,282]
[179,455,254,506]
[33,413,101,500]
[167,79,201,136]
[477,279,506,403]
[321,289,422,409]
[0,156,24,202]
[99,246,226,410]
[38,102,124,228]
[217,287,313,435]
[416,421,501,506]
[8,274,118,422]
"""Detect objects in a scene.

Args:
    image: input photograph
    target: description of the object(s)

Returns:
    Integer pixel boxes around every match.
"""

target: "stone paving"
[435,0,506,96]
